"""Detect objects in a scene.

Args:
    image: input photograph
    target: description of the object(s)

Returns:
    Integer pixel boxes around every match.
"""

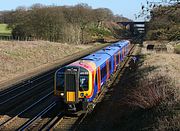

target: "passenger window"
[109,60,111,72]
[79,75,88,91]
[100,65,106,80]
[116,54,119,64]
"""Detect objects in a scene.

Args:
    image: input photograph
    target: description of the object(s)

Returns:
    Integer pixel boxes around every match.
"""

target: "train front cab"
[54,66,92,111]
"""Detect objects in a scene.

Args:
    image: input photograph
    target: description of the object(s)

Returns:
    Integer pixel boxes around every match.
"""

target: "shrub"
[174,44,180,54]
[119,74,179,130]
[89,26,112,39]
[121,75,175,110]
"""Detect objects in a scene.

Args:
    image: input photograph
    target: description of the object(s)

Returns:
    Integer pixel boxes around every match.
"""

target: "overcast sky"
[0,0,148,21]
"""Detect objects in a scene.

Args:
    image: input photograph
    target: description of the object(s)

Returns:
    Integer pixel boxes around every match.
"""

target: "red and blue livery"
[54,40,131,111]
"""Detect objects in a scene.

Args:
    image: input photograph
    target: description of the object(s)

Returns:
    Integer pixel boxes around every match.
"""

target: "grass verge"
[115,52,180,131]
[0,24,11,36]
[0,40,93,84]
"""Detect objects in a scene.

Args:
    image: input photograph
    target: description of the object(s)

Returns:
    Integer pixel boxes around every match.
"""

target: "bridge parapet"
[117,21,149,37]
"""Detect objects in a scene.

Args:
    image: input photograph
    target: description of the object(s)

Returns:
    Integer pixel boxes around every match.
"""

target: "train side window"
[100,65,106,80]
[109,59,111,72]
[116,54,119,64]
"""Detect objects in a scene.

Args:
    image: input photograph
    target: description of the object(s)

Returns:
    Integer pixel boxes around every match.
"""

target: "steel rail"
[17,102,56,131]
[0,91,53,127]
[0,42,118,107]
[0,77,53,105]
[0,82,30,97]
[0,69,54,97]
[40,112,64,131]
[0,42,114,93]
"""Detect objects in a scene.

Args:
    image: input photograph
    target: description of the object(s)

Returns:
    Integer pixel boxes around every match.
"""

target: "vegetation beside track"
[76,44,180,130]
[174,44,180,54]
[0,40,93,85]
[145,3,180,41]
[115,46,180,130]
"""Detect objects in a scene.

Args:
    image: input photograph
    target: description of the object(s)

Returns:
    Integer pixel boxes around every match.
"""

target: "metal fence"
[0,35,34,41]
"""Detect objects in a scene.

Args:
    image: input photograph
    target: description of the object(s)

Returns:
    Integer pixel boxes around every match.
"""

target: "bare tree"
[135,0,179,20]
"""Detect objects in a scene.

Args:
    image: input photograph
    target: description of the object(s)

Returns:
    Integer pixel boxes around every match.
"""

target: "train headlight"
[80,93,84,97]
[60,93,64,96]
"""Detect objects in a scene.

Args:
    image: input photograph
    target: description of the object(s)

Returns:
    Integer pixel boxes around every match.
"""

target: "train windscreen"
[56,67,88,92]
[79,67,89,91]
[56,68,65,91]
[79,75,88,91]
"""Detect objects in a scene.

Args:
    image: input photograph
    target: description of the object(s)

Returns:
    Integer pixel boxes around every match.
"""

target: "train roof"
[82,46,119,67]
[110,40,129,48]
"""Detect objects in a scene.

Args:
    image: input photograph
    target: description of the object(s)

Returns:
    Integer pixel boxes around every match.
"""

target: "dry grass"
[0,40,93,84]
[120,73,179,130]
[141,50,180,90]
[0,24,11,35]
[117,43,180,130]
[122,75,175,109]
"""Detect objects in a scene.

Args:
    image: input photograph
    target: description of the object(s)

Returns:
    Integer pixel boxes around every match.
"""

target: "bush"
[122,75,175,109]
[146,4,180,41]
[89,26,112,39]
[119,74,179,130]
[174,44,180,54]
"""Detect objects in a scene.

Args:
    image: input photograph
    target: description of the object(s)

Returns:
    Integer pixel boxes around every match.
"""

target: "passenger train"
[54,40,131,111]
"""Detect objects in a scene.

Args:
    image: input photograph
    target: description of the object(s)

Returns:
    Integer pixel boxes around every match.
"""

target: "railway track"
[0,42,114,104]
[0,77,53,105]
[0,42,114,113]
[0,68,54,98]
[0,90,54,130]
[0,77,53,114]
[0,43,116,130]
[0,42,114,91]
[0,44,136,130]
[17,101,56,131]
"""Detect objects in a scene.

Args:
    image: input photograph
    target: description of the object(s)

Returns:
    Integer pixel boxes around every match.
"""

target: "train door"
[64,67,79,103]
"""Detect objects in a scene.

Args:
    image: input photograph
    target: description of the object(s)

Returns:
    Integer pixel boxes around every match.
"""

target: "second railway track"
[0,42,116,130]
[0,90,54,130]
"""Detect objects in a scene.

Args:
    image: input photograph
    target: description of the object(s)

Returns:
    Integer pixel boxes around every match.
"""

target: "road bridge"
[117,21,149,37]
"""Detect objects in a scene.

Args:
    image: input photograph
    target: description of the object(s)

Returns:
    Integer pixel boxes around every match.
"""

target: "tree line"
[0,3,130,44]
[147,3,180,40]
[138,0,180,40]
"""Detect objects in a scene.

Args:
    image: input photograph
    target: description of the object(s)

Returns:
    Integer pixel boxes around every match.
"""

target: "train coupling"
[66,103,76,112]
